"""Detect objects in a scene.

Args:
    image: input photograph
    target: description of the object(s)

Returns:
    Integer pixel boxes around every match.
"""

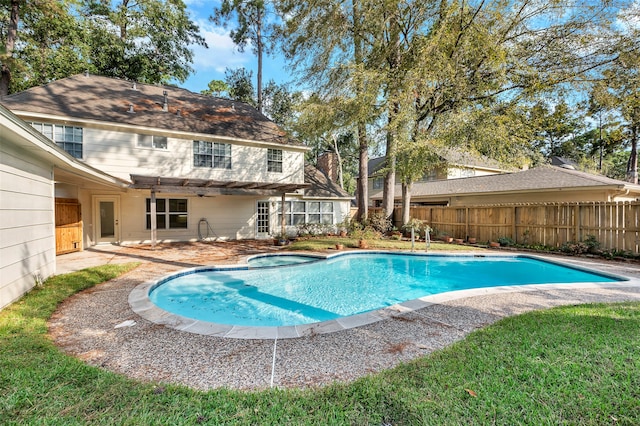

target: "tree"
[224,67,256,105]
[0,0,19,95]
[278,0,383,221]
[212,0,275,113]
[530,100,583,158]
[1,0,206,94]
[83,0,206,84]
[292,93,359,192]
[9,0,89,92]
[201,79,229,97]
[389,0,626,223]
[262,79,300,128]
[590,26,640,182]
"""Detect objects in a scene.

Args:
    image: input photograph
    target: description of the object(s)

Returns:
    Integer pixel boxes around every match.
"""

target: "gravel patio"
[48,242,640,390]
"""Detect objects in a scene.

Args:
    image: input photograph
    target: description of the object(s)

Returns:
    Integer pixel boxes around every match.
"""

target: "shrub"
[367,211,393,234]
[497,237,515,247]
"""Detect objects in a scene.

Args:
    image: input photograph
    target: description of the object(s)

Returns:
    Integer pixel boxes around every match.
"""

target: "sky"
[178,0,292,94]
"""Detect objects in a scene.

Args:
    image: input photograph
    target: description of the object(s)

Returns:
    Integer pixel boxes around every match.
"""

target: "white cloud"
[191,20,254,73]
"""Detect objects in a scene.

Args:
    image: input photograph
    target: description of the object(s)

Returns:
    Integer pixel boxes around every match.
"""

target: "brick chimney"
[317,151,339,182]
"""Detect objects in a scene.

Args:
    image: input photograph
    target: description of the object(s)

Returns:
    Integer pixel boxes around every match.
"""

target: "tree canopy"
[1,0,205,95]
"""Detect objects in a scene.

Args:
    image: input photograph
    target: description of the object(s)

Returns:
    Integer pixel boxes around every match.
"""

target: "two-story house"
[367,148,512,207]
[1,73,351,252]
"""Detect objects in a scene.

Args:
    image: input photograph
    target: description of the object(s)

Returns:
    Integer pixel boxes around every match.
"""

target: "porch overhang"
[130,174,310,196]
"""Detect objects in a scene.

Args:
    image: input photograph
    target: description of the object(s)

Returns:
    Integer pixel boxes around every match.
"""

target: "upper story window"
[461,168,476,178]
[267,149,283,173]
[193,141,231,169]
[420,169,438,182]
[30,122,83,159]
[138,134,167,150]
[372,177,384,190]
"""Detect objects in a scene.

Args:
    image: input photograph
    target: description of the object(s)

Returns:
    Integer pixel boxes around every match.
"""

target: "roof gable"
[1,74,299,146]
[304,165,352,199]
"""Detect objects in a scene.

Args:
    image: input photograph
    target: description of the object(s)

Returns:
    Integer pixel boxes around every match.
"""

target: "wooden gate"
[55,198,82,254]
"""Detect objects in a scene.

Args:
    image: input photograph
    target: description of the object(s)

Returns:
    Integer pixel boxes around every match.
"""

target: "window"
[193,141,231,169]
[419,169,438,182]
[267,149,283,173]
[372,177,384,190]
[146,198,188,229]
[275,201,334,225]
[30,122,83,158]
[138,134,168,149]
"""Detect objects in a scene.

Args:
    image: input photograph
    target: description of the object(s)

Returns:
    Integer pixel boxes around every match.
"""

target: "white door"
[256,201,270,237]
[94,196,120,244]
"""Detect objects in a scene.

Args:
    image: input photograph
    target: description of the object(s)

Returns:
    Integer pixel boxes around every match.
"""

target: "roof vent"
[128,103,135,113]
[84,70,89,77]
[132,82,137,90]
[176,109,181,117]
[231,103,235,112]
[162,90,168,112]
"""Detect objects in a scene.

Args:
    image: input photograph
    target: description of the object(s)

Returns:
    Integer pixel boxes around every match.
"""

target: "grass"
[1,264,639,424]
[288,236,483,252]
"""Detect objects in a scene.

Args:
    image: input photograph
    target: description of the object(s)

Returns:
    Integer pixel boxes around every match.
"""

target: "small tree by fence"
[378,202,640,254]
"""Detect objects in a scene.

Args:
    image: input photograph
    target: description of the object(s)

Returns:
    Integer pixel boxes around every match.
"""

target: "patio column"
[150,190,157,249]
[281,192,286,237]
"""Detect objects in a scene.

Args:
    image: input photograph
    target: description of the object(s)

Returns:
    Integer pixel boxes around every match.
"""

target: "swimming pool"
[142,253,624,333]
[247,253,321,268]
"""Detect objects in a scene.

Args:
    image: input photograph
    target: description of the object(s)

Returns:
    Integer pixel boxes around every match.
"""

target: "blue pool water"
[248,254,319,267]
[149,253,622,327]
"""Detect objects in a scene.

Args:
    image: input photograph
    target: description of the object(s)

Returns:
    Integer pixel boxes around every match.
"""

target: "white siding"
[81,128,305,184]
[117,192,260,244]
[0,141,55,310]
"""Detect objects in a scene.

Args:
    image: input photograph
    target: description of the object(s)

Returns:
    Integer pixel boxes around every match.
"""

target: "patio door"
[256,201,270,237]
[94,196,120,244]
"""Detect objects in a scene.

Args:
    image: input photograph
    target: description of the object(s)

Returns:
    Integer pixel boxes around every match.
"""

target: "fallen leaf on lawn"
[465,388,477,397]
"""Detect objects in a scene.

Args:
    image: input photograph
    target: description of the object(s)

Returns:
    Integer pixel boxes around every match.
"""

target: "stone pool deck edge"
[49,244,640,390]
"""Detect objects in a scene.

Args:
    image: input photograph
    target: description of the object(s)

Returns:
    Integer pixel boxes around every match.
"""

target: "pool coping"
[128,251,639,340]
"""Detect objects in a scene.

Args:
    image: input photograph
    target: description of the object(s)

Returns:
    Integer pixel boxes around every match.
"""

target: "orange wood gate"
[55,198,83,254]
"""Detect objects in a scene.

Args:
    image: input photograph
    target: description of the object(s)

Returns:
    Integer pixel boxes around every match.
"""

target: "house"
[367,148,512,207]
[1,104,131,309]
[0,74,351,309]
[370,165,640,207]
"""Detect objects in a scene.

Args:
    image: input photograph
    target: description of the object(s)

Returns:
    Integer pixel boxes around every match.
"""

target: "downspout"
[281,193,286,237]
[150,190,157,249]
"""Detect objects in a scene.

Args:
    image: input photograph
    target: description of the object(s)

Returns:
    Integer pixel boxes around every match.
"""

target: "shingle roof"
[371,165,640,199]
[304,165,352,199]
[0,73,299,146]
[367,147,511,176]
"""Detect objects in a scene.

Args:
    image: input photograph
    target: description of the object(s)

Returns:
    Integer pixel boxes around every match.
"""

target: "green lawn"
[1,264,639,424]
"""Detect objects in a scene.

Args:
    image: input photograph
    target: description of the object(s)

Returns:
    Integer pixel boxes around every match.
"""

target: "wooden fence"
[379,202,640,254]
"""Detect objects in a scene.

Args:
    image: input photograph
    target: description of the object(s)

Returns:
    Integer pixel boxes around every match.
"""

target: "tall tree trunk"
[382,135,396,218]
[382,9,401,220]
[331,135,345,189]
[0,0,19,96]
[628,124,638,184]
[357,124,369,221]
[353,0,368,222]
[256,8,263,113]
[401,182,412,226]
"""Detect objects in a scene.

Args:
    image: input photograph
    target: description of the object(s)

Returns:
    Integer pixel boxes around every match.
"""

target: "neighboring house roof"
[0,73,300,146]
[550,156,578,169]
[371,165,640,199]
[368,147,511,177]
[304,165,353,199]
